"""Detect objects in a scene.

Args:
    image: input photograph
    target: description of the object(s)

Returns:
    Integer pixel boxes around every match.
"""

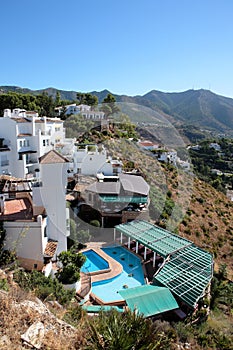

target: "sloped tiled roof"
[44,239,58,257]
[11,117,31,123]
[39,150,69,164]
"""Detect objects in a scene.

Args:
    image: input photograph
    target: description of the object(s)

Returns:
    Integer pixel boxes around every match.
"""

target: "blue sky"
[1,0,233,97]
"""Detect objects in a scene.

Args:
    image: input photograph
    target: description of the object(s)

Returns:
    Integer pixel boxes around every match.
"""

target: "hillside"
[102,138,233,279]
[1,86,233,135]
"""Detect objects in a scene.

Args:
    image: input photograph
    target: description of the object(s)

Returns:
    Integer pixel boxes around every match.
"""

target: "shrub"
[0,278,9,291]
[56,263,80,285]
[13,270,75,305]
[90,220,100,227]
[56,250,86,285]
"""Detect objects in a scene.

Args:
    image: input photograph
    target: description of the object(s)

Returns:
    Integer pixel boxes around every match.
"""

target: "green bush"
[0,278,9,291]
[56,250,86,285]
[86,309,176,350]
[13,270,75,305]
[90,220,100,227]
[57,263,80,285]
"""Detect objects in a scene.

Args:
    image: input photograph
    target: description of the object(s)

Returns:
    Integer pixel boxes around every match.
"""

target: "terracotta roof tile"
[39,150,69,164]
[11,117,31,123]
[0,198,33,221]
[44,240,58,257]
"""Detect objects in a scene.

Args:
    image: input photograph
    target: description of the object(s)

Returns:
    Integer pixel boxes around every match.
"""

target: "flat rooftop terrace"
[0,198,33,221]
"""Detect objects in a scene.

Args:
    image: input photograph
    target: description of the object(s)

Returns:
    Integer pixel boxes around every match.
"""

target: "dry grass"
[0,286,87,349]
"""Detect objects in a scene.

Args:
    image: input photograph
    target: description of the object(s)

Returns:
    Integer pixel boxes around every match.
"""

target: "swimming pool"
[81,249,109,273]
[92,246,145,302]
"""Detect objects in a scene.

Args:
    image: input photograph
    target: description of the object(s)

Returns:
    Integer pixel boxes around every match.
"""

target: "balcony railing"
[26,159,38,165]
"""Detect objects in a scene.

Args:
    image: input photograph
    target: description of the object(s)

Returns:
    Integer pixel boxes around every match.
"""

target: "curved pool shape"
[92,246,145,302]
[81,249,109,273]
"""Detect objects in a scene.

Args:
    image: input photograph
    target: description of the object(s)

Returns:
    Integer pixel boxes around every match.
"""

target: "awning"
[118,285,178,318]
[99,195,148,203]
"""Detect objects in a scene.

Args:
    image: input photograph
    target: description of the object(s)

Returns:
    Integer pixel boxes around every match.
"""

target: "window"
[43,140,46,146]
[46,139,49,146]
[33,264,38,269]
[55,127,60,132]
[19,140,23,147]
[23,140,29,147]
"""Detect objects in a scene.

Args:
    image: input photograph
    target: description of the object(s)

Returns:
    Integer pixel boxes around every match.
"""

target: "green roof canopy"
[99,195,148,203]
[119,285,179,317]
[153,245,213,308]
[82,305,124,313]
[115,220,193,257]
[115,220,213,308]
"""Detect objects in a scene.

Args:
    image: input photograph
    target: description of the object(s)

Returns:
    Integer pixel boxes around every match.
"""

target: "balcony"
[1,160,9,166]
[31,181,43,188]
[26,158,38,165]
[0,144,10,153]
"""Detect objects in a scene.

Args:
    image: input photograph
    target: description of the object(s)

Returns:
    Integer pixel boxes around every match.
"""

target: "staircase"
[76,272,91,303]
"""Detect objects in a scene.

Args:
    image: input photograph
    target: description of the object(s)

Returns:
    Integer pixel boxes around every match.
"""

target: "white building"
[55,104,105,120]
[138,140,159,151]
[157,150,177,165]
[2,150,70,271]
[210,143,221,152]
[177,159,191,171]
[0,108,69,178]
[33,150,70,255]
[73,144,122,176]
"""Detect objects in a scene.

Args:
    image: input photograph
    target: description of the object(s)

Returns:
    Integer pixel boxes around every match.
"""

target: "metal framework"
[115,220,213,308]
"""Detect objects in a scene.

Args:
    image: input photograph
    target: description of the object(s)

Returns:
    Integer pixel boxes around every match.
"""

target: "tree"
[64,114,94,138]
[76,92,98,107]
[101,93,120,117]
[55,91,61,107]
[56,250,86,284]
[36,92,55,117]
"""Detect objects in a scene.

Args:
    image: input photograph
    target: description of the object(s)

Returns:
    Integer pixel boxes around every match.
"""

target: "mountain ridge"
[1,85,233,134]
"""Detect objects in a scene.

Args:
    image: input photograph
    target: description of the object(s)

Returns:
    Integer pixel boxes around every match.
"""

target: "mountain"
[1,86,233,134]
[137,89,233,132]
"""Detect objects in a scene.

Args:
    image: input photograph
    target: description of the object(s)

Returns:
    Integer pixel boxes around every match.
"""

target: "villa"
[77,173,150,227]
[0,108,71,178]
[55,103,105,120]
[0,150,70,274]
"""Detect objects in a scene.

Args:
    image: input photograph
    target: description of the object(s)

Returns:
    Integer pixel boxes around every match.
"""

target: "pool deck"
[79,242,149,306]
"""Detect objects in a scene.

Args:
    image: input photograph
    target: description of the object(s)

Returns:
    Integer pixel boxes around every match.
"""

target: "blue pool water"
[81,249,109,273]
[92,246,145,302]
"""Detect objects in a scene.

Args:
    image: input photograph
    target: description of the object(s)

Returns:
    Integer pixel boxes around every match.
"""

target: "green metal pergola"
[153,245,213,308]
[115,220,213,309]
[115,220,193,257]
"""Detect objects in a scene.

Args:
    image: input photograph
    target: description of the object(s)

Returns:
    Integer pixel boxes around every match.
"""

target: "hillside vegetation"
[1,86,233,135]
[100,138,233,279]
